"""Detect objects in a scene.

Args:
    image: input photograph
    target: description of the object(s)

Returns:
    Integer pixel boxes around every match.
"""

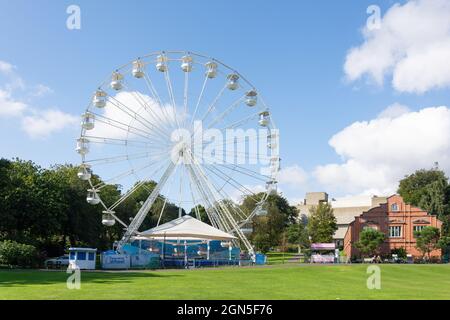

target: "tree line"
[0,158,182,262]
[1,157,449,266]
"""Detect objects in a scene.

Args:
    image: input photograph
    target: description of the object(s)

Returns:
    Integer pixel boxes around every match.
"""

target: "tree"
[241,193,298,249]
[355,228,385,258]
[189,205,210,224]
[253,232,272,254]
[398,168,450,252]
[307,202,337,243]
[414,226,441,261]
[398,168,448,210]
[286,223,310,249]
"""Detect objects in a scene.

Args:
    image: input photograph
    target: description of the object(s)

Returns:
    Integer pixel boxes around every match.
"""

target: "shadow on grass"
[0,270,182,287]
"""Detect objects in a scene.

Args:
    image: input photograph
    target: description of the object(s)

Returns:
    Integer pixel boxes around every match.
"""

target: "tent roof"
[138,215,236,241]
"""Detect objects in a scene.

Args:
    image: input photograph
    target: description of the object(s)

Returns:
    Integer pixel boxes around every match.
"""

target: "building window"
[413,225,425,237]
[389,226,402,238]
[88,252,95,261]
[391,203,399,212]
[77,252,86,260]
[70,252,76,259]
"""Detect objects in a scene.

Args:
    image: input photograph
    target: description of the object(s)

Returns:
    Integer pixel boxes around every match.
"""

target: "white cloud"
[314,105,450,195]
[344,0,450,93]
[32,84,53,97]
[0,60,77,138]
[277,165,308,187]
[0,60,14,74]
[0,89,28,117]
[21,110,78,139]
[377,103,410,119]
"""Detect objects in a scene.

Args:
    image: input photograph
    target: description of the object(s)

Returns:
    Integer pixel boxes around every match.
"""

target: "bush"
[0,240,39,268]
[391,247,407,259]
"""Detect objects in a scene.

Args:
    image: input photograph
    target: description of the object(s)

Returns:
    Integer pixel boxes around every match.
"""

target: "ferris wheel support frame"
[116,160,177,252]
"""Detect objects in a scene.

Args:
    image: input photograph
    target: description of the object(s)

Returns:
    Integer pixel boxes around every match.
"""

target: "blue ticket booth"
[69,248,97,270]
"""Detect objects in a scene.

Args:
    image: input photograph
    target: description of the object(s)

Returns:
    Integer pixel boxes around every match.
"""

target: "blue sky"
[1,0,450,204]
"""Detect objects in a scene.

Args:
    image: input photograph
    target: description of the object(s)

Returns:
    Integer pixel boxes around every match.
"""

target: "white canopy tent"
[136,215,236,241]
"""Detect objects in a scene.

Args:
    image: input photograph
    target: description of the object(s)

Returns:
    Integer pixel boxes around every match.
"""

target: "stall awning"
[311,243,336,250]
[138,215,236,241]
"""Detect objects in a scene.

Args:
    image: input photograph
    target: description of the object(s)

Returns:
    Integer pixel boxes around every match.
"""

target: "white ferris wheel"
[76,51,279,259]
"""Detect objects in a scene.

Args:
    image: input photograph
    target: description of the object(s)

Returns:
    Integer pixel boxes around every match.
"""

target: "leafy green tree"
[398,168,448,209]
[0,159,66,246]
[398,168,450,257]
[307,202,337,243]
[252,222,272,253]
[252,203,291,248]
[414,226,441,261]
[241,193,297,249]
[286,223,310,249]
[355,228,385,258]
[419,179,447,218]
[48,164,112,251]
[241,193,297,224]
[189,205,210,224]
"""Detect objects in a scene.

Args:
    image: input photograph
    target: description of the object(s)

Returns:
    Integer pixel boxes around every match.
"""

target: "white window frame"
[413,225,425,235]
[391,203,399,212]
[389,226,402,238]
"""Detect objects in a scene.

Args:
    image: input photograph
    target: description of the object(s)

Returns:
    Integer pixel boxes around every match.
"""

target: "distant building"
[344,195,443,259]
[296,192,387,248]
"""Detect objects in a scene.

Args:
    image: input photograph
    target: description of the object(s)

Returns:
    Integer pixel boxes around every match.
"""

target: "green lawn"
[0,264,449,300]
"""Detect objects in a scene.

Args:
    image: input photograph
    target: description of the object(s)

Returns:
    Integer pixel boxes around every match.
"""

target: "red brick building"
[344,195,443,259]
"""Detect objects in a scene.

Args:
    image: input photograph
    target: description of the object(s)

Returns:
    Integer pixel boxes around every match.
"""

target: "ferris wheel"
[76,51,279,259]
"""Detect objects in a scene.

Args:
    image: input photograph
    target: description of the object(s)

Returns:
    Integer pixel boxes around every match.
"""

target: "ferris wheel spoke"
[109,180,148,211]
[202,164,263,203]
[93,159,167,190]
[162,59,182,131]
[90,112,166,143]
[106,95,170,142]
[185,163,226,230]
[190,75,209,128]
[82,135,168,149]
[200,84,227,124]
[122,81,174,137]
[195,166,248,222]
[198,132,263,147]
[190,83,228,139]
[189,159,254,254]
[205,95,245,129]
[182,71,189,129]
[206,162,270,182]
[188,153,240,231]
[193,149,272,163]
[109,158,171,211]
[220,111,261,130]
[142,73,176,128]
[84,150,167,167]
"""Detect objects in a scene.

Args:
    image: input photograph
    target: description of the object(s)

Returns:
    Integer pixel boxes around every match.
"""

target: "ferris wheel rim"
[77,50,280,255]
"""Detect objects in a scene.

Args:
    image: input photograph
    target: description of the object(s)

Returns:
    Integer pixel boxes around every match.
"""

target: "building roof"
[331,195,373,208]
[139,215,236,241]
